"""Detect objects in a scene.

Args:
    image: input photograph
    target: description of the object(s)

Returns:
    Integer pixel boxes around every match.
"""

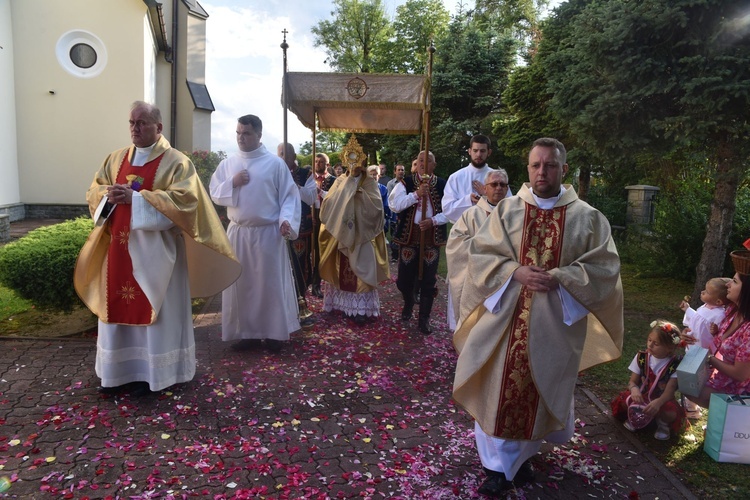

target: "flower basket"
[730,250,750,275]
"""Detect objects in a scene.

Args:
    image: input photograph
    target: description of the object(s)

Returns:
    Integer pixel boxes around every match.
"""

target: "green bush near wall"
[0,217,93,310]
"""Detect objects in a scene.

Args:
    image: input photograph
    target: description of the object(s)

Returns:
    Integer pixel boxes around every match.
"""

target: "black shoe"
[129,382,152,398]
[401,304,413,322]
[418,318,432,335]
[265,339,284,353]
[353,314,368,326]
[231,339,263,351]
[513,460,535,486]
[98,385,124,395]
[478,469,513,497]
[311,285,323,298]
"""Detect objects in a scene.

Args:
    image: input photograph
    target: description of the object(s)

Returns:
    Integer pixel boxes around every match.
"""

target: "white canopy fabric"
[283,72,429,135]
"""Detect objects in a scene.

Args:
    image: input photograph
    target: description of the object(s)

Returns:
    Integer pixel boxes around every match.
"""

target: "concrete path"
[0,273,698,498]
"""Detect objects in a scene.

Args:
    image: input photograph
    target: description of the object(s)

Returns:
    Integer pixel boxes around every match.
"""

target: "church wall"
[12,0,149,205]
[0,0,21,210]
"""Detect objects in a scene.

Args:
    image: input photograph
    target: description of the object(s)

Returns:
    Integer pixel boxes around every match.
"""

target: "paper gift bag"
[676,346,710,397]
[704,393,750,464]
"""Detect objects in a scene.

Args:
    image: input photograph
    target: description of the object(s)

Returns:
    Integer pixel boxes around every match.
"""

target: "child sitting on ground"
[611,320,686,440]
[679,277,730,418]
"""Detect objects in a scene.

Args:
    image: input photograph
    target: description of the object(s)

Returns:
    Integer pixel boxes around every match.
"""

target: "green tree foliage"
[386,0,450,74]
[187,150,228,227]
[312,0,392,73]
[474,0,548,50]
[430,17,517,177]
[299,131,347,156]
[542,0,750,296]
[0,218,93,310]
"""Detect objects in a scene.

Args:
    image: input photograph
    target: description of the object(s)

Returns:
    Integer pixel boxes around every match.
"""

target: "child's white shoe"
[654,419,670,440]
[623,420,636,432]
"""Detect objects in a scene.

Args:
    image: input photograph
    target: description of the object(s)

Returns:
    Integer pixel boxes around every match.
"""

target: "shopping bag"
[704,393,750,464]
[676,346,710,397]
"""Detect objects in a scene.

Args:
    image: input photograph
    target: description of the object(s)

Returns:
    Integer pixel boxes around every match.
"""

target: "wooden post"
[418,41,435,280]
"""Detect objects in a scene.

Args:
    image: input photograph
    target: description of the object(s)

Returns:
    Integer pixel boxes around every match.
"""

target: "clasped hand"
[107,184,133,205]
[233,170,250,187]
[513,265,558,292]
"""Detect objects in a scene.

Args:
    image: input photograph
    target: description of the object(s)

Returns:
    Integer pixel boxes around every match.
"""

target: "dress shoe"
[231,339,263,351]
[98,385,124,395]
[478,469,513,497]
[265,339,284,353]
[513,460,535,486]
[418,318,432,335]
[401,304,413,322]
[353,314,368,326]
[129,382,152,398]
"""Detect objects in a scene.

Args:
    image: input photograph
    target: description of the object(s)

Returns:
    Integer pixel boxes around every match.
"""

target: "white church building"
[0,0,213,228]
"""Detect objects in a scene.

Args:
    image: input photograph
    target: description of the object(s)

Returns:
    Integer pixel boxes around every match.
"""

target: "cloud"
[204,2,329,155]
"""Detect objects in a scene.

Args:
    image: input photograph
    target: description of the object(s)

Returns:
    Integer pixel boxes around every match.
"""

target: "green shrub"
[0,217,93,310]
[186,150,228,227]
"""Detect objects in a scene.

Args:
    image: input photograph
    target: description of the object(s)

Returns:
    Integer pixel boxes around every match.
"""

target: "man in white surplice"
[210,114,301,353]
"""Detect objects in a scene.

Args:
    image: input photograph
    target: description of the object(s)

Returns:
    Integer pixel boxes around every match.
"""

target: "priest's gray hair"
[131,101,162,124]
[484,169,508,184]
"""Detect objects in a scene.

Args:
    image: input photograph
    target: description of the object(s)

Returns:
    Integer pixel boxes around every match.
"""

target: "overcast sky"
[202,0,463,155]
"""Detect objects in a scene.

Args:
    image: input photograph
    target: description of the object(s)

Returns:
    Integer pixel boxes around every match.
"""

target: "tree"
[543,0,750,298]
[429,16,517,177]
[311,0,392,73]
[386,0,450,74]
[299,131,347,156]
[473,0,549,51]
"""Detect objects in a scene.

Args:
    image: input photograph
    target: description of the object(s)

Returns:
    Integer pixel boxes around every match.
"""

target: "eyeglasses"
[486,181,508,188]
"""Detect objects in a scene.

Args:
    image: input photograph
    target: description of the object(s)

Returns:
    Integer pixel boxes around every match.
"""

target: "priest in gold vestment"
[75,101,240,397]
[453,138,623,496]
[318,162,390,325]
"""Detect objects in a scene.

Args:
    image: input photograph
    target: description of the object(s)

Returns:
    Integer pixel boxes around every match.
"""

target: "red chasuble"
[105,153,164,325]
[494,204,567,439]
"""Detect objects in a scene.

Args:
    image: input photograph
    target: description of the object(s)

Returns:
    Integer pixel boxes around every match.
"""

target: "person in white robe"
[74,101,241,397]
[453,138,623,496]
[210,115,301,353]
[441,134,512,223]
[442,135,513,330]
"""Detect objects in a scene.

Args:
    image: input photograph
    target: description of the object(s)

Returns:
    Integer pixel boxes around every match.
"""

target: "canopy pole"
[281,29,289,148]
[418,41,436,280]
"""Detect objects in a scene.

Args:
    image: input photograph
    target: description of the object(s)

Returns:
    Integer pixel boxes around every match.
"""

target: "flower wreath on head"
[650,320,686,347]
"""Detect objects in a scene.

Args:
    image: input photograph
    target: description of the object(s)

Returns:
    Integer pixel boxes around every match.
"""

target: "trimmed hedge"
[0,217,93,310]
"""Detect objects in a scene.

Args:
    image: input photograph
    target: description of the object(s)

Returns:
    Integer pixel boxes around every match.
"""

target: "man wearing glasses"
[441,134,512,223]
[442,134,512,329]
[446,169,510,329]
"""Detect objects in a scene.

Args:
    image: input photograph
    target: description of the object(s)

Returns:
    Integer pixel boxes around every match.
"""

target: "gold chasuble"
[453,184,623,441]
[75,136,241,324]
[318,173,389,292]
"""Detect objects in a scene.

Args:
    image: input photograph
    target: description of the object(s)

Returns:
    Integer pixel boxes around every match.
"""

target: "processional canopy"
[283,72,429,135]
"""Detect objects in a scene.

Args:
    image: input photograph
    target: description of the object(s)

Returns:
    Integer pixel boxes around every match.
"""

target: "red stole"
[338,252,358,292]
[494,203,567,438]
[105,152,164,324]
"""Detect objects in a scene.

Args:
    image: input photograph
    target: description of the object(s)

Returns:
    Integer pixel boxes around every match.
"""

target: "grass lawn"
[0,284,32,319]
[584,264,750,499]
